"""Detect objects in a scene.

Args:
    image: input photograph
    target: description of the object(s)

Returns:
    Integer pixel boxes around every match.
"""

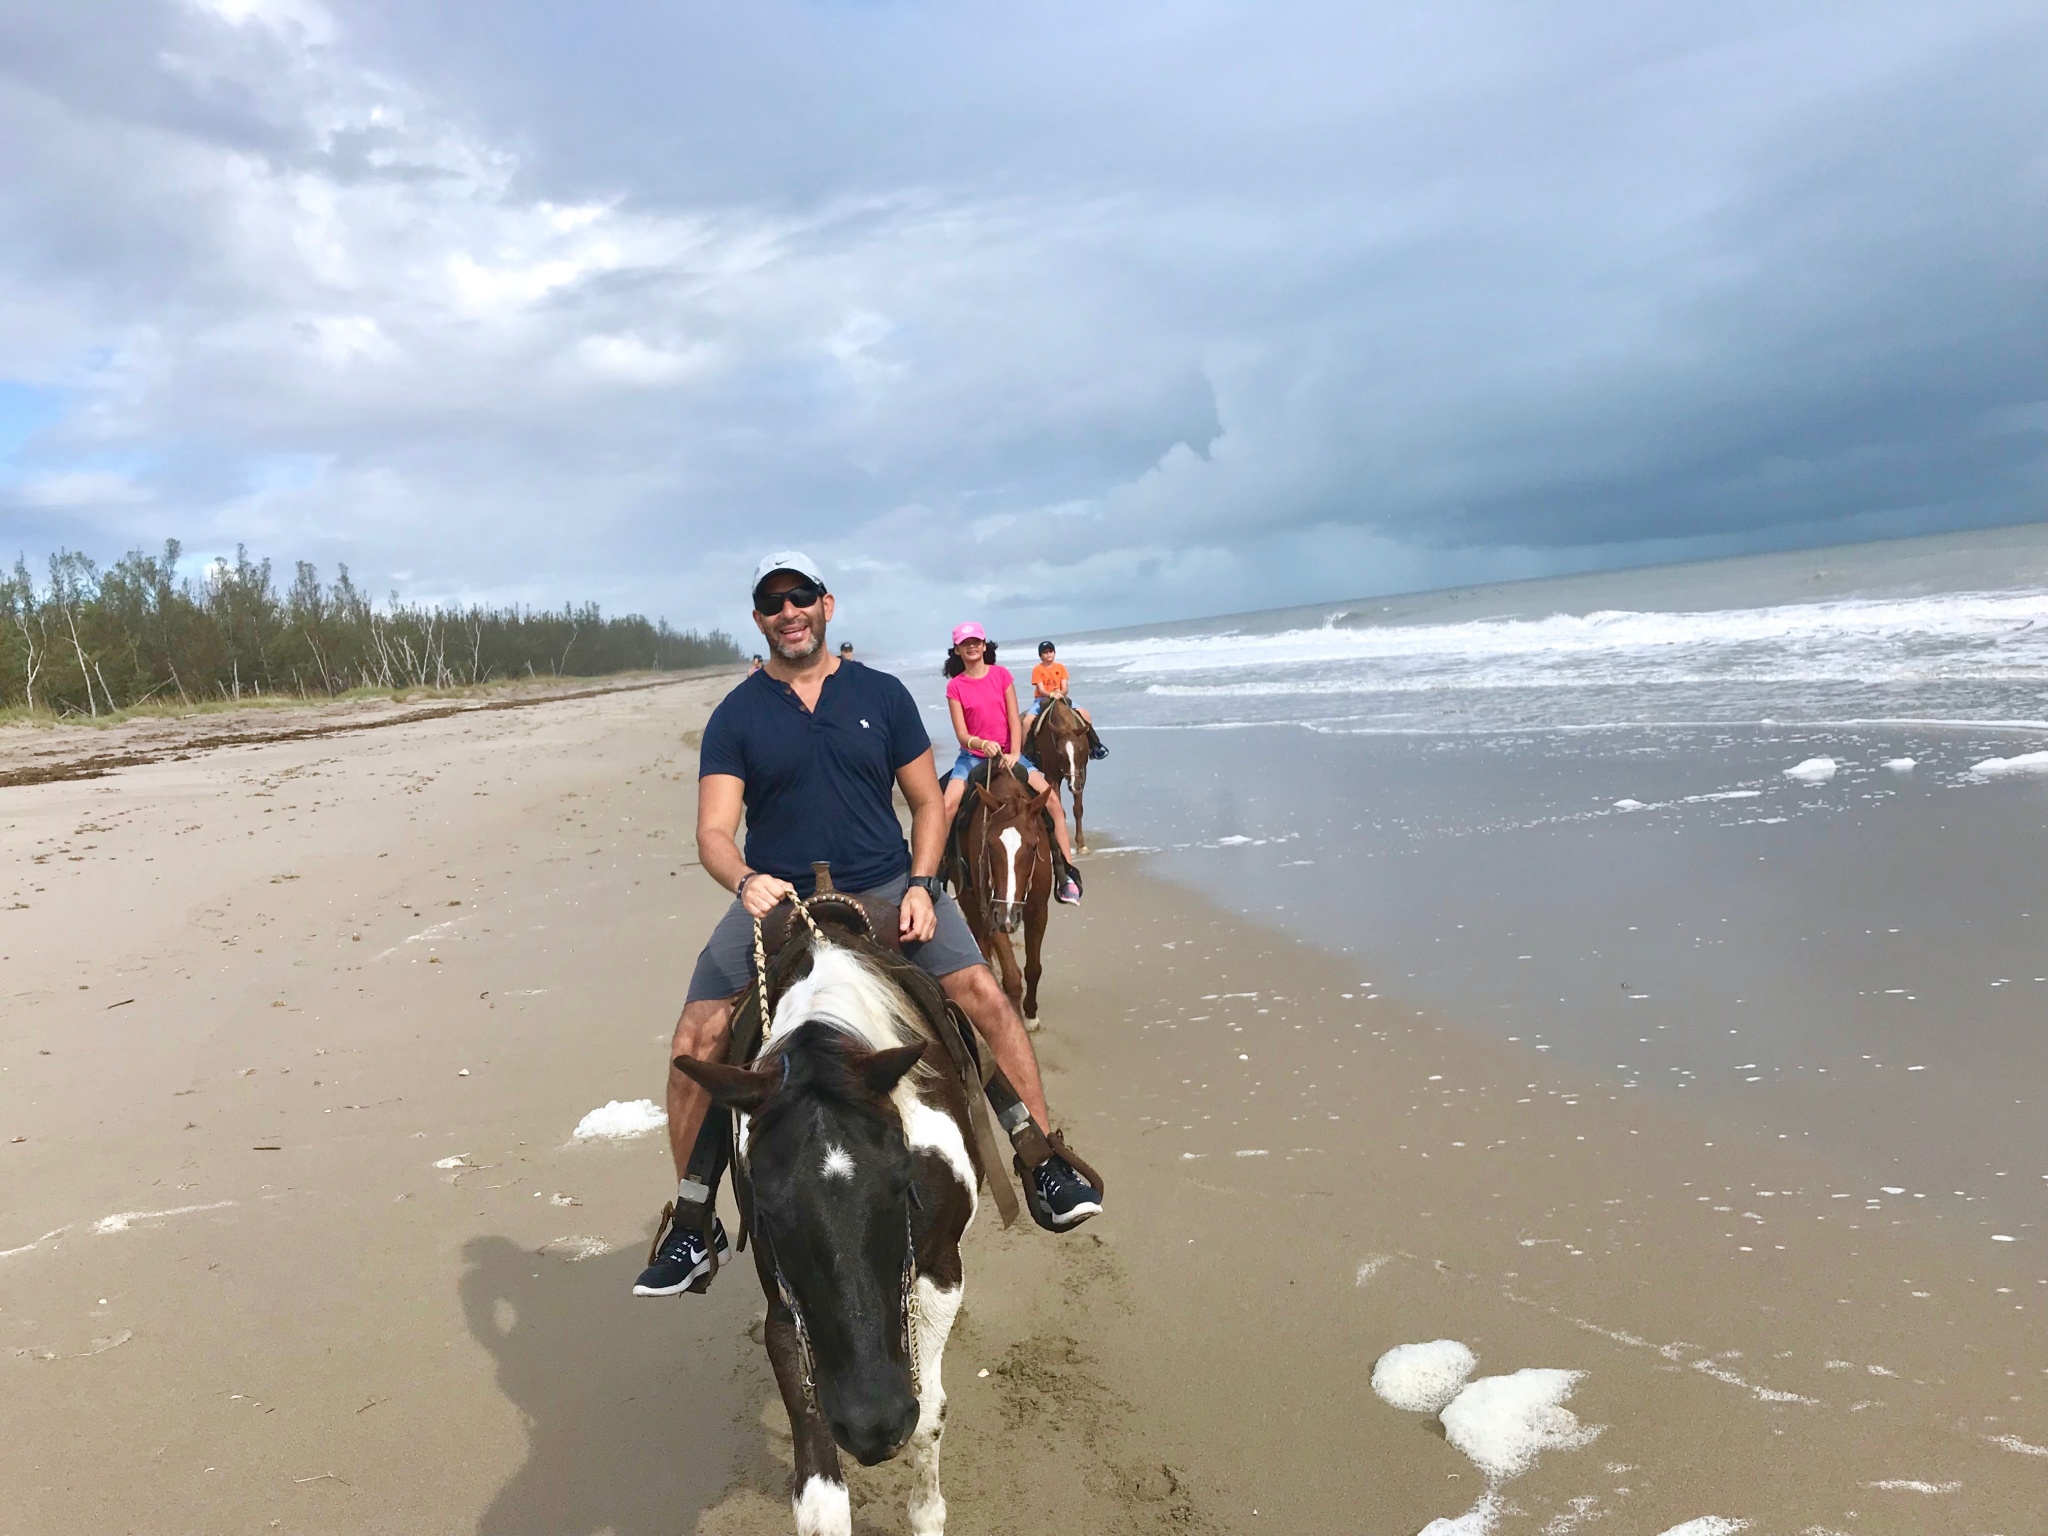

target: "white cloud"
[20,470,155,508]
[299,314,394,366]
[577,333,717,387]
[185,0,334,46]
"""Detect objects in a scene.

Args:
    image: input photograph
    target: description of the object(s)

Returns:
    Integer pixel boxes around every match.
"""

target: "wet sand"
[4,680,2045,1534]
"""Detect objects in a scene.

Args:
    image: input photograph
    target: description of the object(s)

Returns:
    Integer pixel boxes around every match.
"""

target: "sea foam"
[1971,751,2048,778]
[1783,757,1837,783]
[572,1099,668,1140]
[1372,1339,1477,1413]
[1439,1368,1601,1480]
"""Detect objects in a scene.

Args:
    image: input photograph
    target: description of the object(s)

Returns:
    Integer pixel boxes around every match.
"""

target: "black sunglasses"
[753,580,826,616]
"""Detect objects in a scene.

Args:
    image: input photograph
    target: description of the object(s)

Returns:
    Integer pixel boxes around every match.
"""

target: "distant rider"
[635,556,1104,1296]
[1026,640,1108,761]
[939,623,1083,906]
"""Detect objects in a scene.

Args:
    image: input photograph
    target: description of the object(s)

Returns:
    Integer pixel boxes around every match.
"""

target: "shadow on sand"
[462,1233,773,1536]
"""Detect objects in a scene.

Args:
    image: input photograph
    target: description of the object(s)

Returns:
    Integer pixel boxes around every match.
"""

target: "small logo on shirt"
[860,719,870,728]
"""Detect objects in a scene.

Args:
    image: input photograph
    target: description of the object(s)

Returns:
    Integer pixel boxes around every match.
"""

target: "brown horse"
[946,762,1053,1023]
[1026,698,1092,854]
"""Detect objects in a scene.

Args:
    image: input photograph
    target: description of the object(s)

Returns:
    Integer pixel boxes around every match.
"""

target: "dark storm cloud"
[0,0,2041,640]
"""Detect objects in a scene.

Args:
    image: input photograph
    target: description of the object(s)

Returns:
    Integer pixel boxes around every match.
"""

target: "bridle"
[969,772,1045,920]
[745,895,925,1414]
[760,1196,923,1413]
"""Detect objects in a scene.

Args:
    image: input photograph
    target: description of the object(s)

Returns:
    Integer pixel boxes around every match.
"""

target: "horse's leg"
[1060,735,1084,849]
[1021,881,1047,1021]
[765,1298,848,1536]
[906,1269,965,1536]
[989,926,1025,1016]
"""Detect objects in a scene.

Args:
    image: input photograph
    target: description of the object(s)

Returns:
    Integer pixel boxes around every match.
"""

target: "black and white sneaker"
[1025,1155,1103,1231]
[632,1208,731,1297]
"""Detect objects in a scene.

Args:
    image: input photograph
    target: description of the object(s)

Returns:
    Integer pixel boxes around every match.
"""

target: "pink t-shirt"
[946,665,1014,755]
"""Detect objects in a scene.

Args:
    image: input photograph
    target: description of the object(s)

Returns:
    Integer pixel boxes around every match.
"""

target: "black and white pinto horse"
[677,937,981,1536]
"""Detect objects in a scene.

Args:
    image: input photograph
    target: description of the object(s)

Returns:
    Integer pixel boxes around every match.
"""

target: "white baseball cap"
[752,550,826,594]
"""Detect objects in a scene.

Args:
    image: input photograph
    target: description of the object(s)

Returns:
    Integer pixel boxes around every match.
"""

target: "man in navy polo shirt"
[635,552,1105,1296]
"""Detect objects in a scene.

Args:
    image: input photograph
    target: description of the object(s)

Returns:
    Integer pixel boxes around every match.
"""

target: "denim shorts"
[948,747,1037,782]
[684,872,987,1003]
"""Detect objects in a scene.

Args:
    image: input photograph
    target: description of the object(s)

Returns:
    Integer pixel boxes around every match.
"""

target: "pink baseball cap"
[951,622,986,647]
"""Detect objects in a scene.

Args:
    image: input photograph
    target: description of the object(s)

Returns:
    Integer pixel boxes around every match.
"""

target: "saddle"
[729,863,1022,1229]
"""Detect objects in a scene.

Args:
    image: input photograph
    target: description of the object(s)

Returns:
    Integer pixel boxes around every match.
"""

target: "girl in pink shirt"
[943,622,1082,903]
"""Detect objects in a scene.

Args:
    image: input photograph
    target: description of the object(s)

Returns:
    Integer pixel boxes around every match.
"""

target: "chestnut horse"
[946,760,1053,1022]
[676,932,981,1536]
[1026,697,1092,854]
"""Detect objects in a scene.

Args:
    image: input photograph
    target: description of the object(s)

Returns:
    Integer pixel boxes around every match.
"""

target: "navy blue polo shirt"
[698,660,932,895]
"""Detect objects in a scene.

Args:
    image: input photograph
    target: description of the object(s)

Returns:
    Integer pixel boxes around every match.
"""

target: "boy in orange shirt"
[1028,642,1108,760]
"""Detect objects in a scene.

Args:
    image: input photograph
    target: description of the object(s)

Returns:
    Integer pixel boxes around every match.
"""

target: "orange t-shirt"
[1031,661,1070,699]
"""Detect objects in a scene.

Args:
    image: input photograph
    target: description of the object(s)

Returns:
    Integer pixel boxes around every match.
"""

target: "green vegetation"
[1,541,741,719]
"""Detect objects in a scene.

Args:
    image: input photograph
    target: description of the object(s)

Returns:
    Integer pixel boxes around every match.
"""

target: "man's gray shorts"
[685,873,987,1003]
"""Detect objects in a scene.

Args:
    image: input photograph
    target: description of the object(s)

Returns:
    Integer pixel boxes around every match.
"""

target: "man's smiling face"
[753,572,833,661]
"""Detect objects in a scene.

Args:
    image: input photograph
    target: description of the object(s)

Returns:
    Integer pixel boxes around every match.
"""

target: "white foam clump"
[1971,751,2048,778]
[1373,1339,1478,1413]
[1882,757,1916,772]
[1654,1521,1749,1536]
[1612,798,1647,811]
[1416,1490,1501,1536]
[1440,1368,1601,1480]
[1783,757,1837,783]
[572,1099,668,1140]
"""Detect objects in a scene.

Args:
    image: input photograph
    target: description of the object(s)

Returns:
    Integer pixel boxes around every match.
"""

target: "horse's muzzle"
[991,901,1025,935]
[830,1392,920,1466]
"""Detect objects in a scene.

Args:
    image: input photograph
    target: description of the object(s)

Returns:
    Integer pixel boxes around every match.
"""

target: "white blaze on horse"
[677,938,982,1536]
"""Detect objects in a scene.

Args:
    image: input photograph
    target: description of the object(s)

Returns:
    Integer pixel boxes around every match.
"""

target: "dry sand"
[3,678,2044,1534]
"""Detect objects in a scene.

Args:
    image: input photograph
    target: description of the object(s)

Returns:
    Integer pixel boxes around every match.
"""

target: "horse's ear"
[972,783,1001,811]
[673,1056,775,1112]
[1029,784,1055,812]
[857,1041,927,1095]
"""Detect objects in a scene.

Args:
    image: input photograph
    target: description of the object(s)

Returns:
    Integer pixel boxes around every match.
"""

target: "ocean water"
[1061,523,2048,738]
[921,523,2048,1224]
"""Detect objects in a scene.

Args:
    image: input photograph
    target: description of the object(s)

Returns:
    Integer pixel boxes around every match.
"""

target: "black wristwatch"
[908,875,944,897]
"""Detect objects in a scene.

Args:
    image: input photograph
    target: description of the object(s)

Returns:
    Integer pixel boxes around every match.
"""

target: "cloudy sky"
[1,0,2042,644]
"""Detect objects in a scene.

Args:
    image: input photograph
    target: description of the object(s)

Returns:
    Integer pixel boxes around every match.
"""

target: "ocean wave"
[1064,590,2048,677]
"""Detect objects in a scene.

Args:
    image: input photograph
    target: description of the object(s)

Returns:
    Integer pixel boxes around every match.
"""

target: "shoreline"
[2,680,2043,1533]
[0,666,739,789]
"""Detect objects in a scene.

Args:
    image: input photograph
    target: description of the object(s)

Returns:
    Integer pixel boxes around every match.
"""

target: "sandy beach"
[5,676,2046,1534]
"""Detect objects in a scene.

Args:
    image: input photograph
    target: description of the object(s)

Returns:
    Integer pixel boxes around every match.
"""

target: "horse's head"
[970,770,1053,934]
[678,1021,929,1465]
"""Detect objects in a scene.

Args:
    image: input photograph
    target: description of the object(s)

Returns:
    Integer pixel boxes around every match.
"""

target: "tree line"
[2,541,742,717]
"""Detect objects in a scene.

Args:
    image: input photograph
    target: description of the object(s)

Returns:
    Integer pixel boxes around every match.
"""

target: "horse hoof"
[1024,1015,1043,1034]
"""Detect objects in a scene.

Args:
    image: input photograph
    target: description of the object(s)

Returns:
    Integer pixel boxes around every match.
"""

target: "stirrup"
[1008,1122,1105,1196]
[649,1196,721,1285]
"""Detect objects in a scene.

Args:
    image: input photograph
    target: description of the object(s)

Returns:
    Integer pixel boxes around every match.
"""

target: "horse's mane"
[1038,697,1080,732]
[765,940,941,1082]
